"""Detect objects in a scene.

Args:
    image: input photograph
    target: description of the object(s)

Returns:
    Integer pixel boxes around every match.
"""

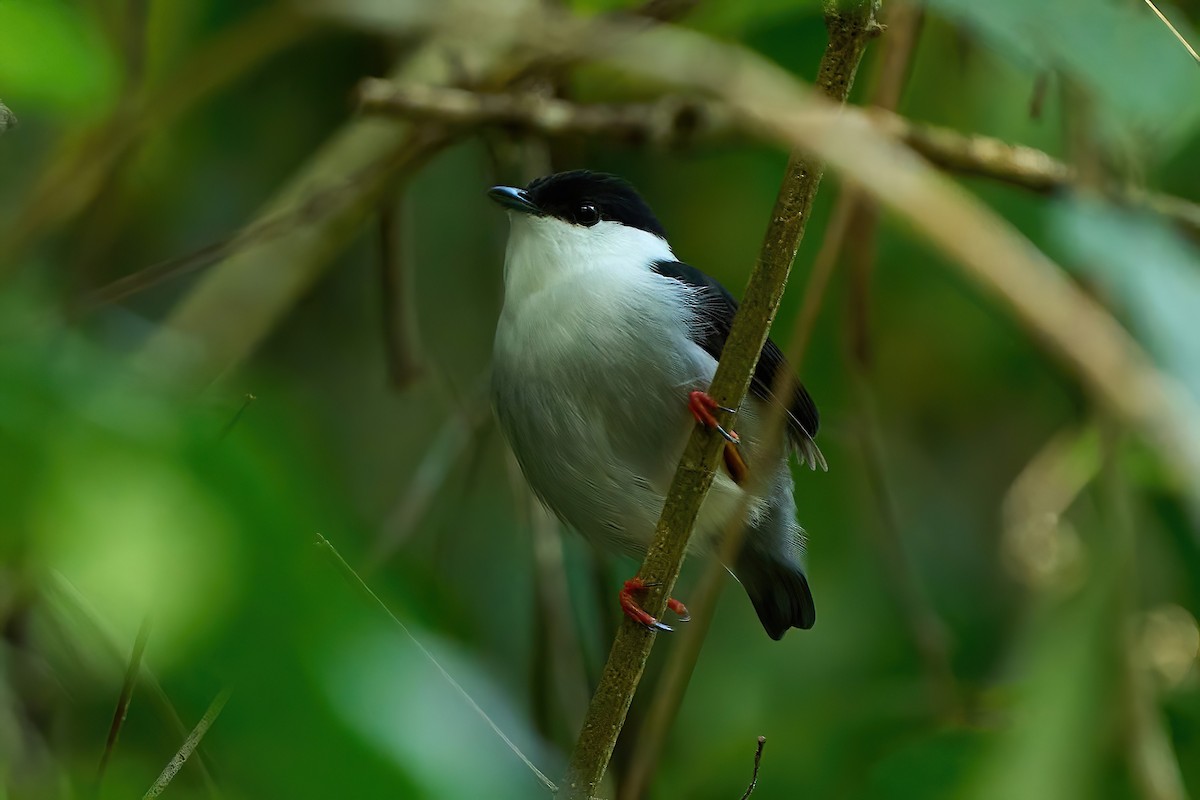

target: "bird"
[487,170,826,640]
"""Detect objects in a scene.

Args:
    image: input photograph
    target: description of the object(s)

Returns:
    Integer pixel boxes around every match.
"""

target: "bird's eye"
[575,203,600,227]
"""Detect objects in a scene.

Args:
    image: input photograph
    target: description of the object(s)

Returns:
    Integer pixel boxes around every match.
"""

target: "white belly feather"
[491,217,765,556]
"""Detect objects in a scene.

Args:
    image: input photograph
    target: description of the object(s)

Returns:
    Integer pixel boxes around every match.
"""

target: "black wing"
[651,260,826,471]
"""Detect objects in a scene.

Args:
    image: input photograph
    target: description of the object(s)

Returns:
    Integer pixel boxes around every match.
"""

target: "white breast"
[491,214,756,556]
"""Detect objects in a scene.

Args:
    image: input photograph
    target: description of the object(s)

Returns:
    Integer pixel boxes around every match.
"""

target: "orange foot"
[619,577,691,632]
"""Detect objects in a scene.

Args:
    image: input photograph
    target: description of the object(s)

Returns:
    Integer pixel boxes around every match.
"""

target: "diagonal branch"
[561,3,881,797]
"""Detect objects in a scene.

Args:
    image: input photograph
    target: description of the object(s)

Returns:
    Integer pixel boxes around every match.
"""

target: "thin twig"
[739,736,767,800]
[368,399,492,570]
[564,4,881,798]
[1141,0,1200,64]
[1,5,315,272]
[46,575,221,797]
[94,616,152,794]
[76,134,440,316]
[315,533,559,793]
[217,393,257,442]
[142,688,231,799]
[850,369,960,714]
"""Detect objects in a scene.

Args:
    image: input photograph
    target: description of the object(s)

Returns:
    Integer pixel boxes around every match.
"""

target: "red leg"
[688,390,740,444]
[690,390,749,484]
[620,577,691,632]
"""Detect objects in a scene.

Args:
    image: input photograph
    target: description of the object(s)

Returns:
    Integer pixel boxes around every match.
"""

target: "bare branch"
[1141,0,1200,64]
[562,3,881,797]
[356,83,1200,240]
[359,80,729,148]
[739,736,767,800]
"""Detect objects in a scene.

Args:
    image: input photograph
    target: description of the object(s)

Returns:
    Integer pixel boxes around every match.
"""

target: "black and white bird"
[488,170,826,640]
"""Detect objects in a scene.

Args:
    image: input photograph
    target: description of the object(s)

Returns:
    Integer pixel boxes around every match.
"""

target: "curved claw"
[620,578,690,632]
[714,423,740,445]
[688,390,740,444]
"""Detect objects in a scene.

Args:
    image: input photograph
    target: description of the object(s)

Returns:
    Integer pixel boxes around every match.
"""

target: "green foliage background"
[2,0,1200,798]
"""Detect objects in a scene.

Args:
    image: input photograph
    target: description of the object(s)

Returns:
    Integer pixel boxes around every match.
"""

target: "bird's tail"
[735,550,816,640]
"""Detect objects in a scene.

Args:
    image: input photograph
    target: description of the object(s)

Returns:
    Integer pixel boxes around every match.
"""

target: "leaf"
[1051,199,1200,405]
[924,0,1200,151]
[0,0,118,118]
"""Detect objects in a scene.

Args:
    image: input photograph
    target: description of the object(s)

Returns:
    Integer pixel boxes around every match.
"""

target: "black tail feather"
[735,552,816,640]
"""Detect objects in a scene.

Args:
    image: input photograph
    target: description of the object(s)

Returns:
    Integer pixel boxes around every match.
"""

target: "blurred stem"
[377,197,425,390]
[142,688,232,800]
[564,4,882,797]
[1,5,316,271]
[528,492,593,748]
[849,368,961,717]
[45,575,220,797]
[847,0,923,366]
[129,45,464,391]
[842,3,961,716]
[1062,81,1106,194]
[369,396,492,571]
[94,616,152,795]
[1103,424,1190,800]
[359,80,731,148]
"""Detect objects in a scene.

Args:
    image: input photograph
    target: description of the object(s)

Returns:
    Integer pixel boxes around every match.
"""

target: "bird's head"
[488,171,674,297]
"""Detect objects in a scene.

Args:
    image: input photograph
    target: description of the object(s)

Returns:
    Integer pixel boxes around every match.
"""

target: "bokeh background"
[3,0,1200,798]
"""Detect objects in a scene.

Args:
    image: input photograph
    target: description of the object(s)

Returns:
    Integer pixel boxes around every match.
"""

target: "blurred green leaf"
[0,0,118,118]
[324,622,559,799]
[924,0,1200,151]
[867,729,990,800]
[1051,200,1200,405]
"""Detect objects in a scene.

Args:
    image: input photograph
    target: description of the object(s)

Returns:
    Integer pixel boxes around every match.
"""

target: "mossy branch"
[561,3,880,797]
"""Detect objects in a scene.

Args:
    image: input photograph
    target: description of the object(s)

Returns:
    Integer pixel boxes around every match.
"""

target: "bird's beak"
[488,185,540,215]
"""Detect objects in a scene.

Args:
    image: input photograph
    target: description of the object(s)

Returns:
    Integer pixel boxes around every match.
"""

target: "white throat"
[501,215,676,302]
